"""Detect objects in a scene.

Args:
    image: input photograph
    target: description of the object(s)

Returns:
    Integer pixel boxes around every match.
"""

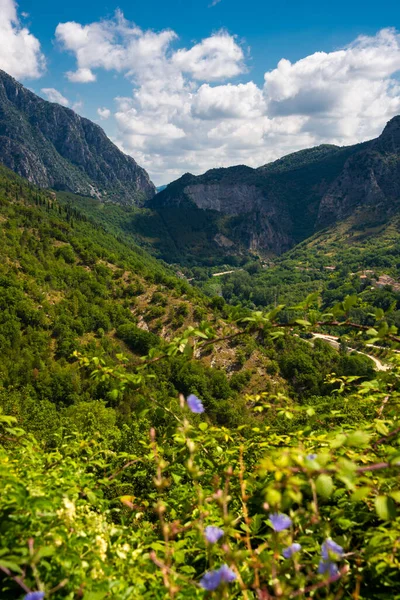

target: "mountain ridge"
[150,118,400,258]
[0,70,156,204]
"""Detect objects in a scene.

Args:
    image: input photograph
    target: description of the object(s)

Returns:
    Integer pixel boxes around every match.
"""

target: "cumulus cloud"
[67,67,96,83]
[0,0,45,79]
[41,87,69,106]
[172,33,245,81]
[264,28,400,141]
[56,12,179,78]
[55,14,400,184]
[192,82,265,119]
[97,107,111,119]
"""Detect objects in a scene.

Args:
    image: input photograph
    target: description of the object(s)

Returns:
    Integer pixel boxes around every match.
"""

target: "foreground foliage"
[1,343,400,598]
[1,164,400,599]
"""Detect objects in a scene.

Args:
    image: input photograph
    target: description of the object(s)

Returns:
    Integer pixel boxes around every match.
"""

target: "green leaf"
[294,319,312,327]
[250,514,263,534]
[375,495,397,521]
[108,388,119,401]
[366,328,379,337]
[330,433,347,448]
[83,592,108,600]
[343,295,358,312]
[346,430,370,447]
[0,560,23,574]
[316,474,334,499]
[351,486,371,502]
[375,421,389,436]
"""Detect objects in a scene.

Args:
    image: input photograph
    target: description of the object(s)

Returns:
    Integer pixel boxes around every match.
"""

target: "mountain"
[317,117,400,227]
[150,117,400,258]
[0,70,156,204]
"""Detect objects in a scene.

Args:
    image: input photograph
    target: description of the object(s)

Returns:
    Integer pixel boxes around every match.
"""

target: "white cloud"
[97,107,111,119]
[264,28,400,141]
[172,32,245,81]
[66,67,96,83]
[0,0,45,79]
[55,15,400,184]
[192,82,265,119]
[41,87,69,106]
[55,12,179,78]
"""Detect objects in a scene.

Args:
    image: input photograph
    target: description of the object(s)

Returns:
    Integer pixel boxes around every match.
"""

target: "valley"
[0,68,400,599]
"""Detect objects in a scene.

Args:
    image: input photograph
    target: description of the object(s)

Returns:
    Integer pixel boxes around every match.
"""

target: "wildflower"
[318,559,339,577]
[56,497,75,524]
[95,534,108,561]
[205,525,224,543]
[283,542,301,558]
[306,453,317,460]
[24,593,45,600]
[186,394,204,413]
[321,539,344,560]
[318,539,344,578]
[269,512,292,532]
[218,564,236,583]
[200,570,222,591]
[200,564,236,590]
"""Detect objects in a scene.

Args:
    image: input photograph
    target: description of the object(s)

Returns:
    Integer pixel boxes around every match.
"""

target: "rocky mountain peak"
[373,115,400,153]
[0,70,156,204]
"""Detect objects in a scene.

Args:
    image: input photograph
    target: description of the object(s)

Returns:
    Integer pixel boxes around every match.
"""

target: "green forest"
[1,164,400,599]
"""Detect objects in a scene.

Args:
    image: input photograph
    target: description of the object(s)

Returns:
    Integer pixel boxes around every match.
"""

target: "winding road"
[310,333,391,372]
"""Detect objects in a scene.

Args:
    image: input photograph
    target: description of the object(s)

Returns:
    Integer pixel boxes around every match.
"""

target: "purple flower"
[306,453,317,460]
[218,564,236,583]
[24,594,45,600]
[318,539,344,579]
[282,542,301,558]
[269,512,292,532]
[200,570,222,591]
[199,564,236,590]
[321,539,344,560]
[186,394,204,414]
[318,559,339,577]
[205,525,224,543]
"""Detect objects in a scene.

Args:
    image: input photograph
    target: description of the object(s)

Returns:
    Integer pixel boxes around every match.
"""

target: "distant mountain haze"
[0,70,156,204]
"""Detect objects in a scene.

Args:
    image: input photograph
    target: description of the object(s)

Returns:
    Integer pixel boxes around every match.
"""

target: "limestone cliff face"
[151,171,295,254]
[183,183,293,253]
[184,183,264,215]
[317,117,400,227]
[0,70,156,204]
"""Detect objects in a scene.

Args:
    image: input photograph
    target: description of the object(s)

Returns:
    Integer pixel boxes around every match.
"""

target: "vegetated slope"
[0,70,155,203]
[0,164,293,432]
[150,116,400,260]
[3,166,399,600]
[200,209,400,349]
[0,164,380,439]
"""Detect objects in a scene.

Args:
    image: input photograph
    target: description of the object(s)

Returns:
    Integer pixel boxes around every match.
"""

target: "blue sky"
[1,0,400,183]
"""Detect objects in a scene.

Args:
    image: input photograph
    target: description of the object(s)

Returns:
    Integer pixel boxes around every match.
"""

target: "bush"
[116,323,160,354]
